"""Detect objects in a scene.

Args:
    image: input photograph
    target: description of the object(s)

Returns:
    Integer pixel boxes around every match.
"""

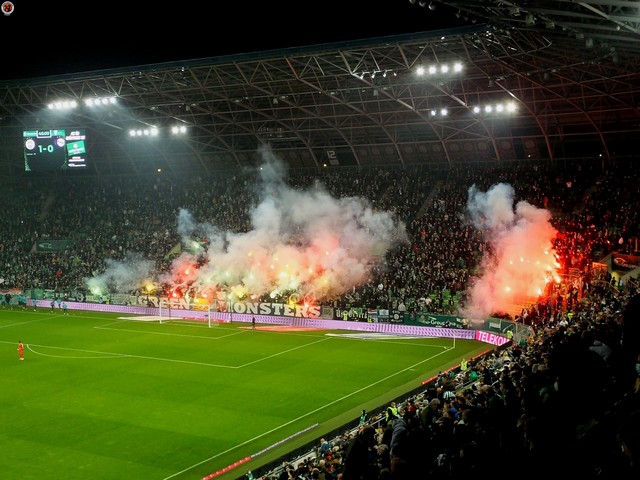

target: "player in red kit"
[17,340,24,360]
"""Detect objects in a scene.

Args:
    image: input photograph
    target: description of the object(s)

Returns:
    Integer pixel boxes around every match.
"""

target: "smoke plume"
[86,145,408,305]
[461,182,559,320]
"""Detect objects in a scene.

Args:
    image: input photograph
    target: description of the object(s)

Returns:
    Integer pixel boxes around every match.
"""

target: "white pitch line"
[19,342,238,368]
[93,317,249,339]
[0,315,59,329]
[26,344,129,359]
[94,324,246,341]
[163,343,454,479]
[237,336,332,367]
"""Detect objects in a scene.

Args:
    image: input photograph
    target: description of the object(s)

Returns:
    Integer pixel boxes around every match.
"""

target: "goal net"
[157,303,221,327]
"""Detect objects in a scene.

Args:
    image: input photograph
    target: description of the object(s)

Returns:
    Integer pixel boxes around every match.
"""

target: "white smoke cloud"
[85,252,155,295]
[87,145,408,304]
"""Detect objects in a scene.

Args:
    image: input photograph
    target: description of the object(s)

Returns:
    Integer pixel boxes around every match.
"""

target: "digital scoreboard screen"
[23,129,87,172]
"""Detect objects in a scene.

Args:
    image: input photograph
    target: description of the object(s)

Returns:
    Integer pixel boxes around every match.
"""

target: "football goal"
[157,303,224,327]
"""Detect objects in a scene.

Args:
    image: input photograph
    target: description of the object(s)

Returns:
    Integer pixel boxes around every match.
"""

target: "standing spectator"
[389,406,421,478]
[420,398,442,433]
[359,409,367,427]
[385,402,400,427]
[397,300,406,315]
[319,437,333,457]
[460,358,469,372]
[342,425,378,480]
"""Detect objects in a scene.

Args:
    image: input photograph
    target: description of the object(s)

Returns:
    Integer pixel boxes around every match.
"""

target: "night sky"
[1,1,469,80]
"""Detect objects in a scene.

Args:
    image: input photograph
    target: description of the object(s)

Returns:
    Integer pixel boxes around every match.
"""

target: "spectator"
[341,425,378,480]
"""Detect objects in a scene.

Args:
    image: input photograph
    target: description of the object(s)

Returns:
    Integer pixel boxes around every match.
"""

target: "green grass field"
[0,308,490,480]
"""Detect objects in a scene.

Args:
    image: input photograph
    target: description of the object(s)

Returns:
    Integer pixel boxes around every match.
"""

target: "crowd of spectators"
[0,159,637,312]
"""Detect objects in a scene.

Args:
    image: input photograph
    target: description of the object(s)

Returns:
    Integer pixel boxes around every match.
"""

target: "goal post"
[205,303,220,327]
[158,303,167,324]
[157,302,219,327]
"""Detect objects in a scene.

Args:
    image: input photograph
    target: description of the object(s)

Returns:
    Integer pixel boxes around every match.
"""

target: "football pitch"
[0,308,490,480]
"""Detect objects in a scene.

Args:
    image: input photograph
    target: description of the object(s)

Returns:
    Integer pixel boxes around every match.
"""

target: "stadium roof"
[0,0,638,176]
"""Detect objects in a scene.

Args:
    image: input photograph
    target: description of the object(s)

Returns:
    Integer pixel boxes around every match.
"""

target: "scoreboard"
[23,129,87,172]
